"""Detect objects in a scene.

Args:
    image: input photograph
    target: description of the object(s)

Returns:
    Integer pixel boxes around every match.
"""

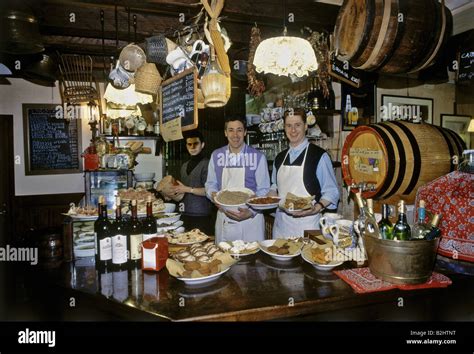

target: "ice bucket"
[362,234,440,284]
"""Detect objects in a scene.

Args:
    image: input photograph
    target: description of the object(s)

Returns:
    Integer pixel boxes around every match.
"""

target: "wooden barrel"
[334,0,452,74]
[341,121,466,204]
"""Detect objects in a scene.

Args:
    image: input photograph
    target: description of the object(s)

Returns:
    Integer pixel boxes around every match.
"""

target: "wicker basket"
[135,63,162,95]
[146,35,177,65]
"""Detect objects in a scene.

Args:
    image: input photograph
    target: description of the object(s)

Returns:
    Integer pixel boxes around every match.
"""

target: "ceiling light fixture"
[253,27,318,77]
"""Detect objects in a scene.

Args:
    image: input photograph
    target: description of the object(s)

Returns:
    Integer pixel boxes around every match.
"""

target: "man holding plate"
[206,116,270,243]
[268,108,339,238]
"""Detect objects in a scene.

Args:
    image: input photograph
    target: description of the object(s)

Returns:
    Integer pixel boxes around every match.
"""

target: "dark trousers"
[181,214,214,236]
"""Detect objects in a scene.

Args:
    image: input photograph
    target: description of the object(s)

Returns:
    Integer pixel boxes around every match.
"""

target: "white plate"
[176,267,230,285]
[156,220,184,233]
[155,213,181,225]
[301,245,343,271]
[247,197,281,210]
[278,200,311,213]
[259,239,303,262]
[214,188,254,211]
[63,213,98,220]
[229,247,260,257]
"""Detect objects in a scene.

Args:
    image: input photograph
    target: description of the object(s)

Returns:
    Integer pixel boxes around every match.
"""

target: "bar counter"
[51,253,473,322]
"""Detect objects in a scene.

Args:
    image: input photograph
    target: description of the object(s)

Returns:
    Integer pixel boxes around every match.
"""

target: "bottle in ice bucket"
[424,214,442,241]
[393,200,410,240]
[378,204,393,240]
[411,200,428,240]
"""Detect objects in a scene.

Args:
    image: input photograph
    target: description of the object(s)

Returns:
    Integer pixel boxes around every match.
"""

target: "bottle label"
[130,234,143,260]
[99,237,112,260]
[143,233,157,242]
[112,234,128,264]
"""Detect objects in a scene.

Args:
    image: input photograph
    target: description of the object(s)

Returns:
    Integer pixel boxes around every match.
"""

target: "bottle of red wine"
[111,196,129,271]
[142,196,157,241]
[129,199,143,268]
[94,195,112,270]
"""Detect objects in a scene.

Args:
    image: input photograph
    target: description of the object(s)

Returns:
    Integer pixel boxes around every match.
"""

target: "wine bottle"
[111,196,129,271]
[143,196,157,241]
[424,214,442,241]
[129,199,143,268]
[378,204,394,240]
[94,196,113,270]
[411,200,429,240]
[393,200,411,241]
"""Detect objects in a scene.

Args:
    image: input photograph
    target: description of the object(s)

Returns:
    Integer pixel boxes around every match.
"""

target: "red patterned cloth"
[416,171,474,262]
[334,267,452,294]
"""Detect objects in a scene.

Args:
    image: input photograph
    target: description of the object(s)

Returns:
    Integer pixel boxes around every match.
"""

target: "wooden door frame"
[0,115,15,245]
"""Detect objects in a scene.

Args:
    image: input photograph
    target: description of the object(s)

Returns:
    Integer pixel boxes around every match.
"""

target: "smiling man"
[268,108,339,238]
[205,116,270,242]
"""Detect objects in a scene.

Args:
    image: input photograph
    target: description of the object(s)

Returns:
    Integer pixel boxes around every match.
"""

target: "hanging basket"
[135,63,162,95]
[119,43,146,72]
[145,35,177,65]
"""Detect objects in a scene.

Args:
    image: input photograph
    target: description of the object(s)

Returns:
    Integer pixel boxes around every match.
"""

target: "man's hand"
[224,207,253,221]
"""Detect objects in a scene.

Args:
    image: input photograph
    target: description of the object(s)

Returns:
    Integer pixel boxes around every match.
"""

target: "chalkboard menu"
[457,49,474,83]
[160,68,198,131]
[329,57,361,88]
[23,104,82,175]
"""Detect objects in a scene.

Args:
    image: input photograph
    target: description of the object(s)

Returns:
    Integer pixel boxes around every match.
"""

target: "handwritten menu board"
[23,104,82,175]
[160,68,198,132]
[457,50,474,83]
[329,57,361,88]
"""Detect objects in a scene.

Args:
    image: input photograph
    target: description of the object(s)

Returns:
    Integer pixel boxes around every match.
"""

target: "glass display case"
[84,170,133,209]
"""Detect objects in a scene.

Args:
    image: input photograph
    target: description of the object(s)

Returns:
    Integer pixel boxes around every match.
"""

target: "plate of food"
[63,203,98,220]
[214,188,255,211]
[167,248,237,285]
[247,196,281,210]
[167,229,209,245]
[301,244,343,271]
[259,239,303,261]
[218,240,260,257]
[279,192,314,213]
[176,267,231,285]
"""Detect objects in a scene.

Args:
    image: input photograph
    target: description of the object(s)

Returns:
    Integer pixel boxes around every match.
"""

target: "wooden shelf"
[103,135,158,140]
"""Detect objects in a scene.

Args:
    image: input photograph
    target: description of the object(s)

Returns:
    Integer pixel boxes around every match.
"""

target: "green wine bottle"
[378,204,394,240]
[393,200,411,241]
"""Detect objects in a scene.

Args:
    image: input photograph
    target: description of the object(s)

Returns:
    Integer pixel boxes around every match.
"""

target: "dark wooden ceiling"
[11,0,339,72]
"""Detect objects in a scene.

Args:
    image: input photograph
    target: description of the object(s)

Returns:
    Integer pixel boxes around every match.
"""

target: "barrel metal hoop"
[378,0,408,70]
[377,122,408,199]
[350,0,377,65]
[370,124,398,198]
[445,127,467,154]
[390,121,421,195]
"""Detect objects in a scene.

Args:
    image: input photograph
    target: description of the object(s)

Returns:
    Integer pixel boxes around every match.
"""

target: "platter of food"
[214,188,255,211]
[247,196,281,210]
[279,192,314,213]
[167,243,237,285]
[259,239,303,261]
[301,244,343,271]
[118,187,156,203]
[218,240,260,256]
[166,229,209,246]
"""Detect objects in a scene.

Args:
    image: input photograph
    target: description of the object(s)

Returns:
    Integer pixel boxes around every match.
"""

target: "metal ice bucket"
[362,234,440,285]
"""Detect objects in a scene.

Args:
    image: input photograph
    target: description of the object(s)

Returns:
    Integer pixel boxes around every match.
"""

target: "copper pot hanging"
[0,4,44,54]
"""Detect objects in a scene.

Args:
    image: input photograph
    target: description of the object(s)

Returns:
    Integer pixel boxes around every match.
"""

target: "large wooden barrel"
[334,0,453,74]
[342,121,466,204]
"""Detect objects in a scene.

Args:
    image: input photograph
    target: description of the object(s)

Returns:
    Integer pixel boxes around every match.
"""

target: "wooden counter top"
[55,253,474,322]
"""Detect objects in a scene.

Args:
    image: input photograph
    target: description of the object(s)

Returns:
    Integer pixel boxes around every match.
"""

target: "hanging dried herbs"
[247,25,265,97]
[307,30,331,99]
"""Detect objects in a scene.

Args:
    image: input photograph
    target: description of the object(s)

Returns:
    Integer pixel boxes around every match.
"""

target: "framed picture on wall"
[341,81,376,131]
[441,114,471,148]
[380,95,433,124]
